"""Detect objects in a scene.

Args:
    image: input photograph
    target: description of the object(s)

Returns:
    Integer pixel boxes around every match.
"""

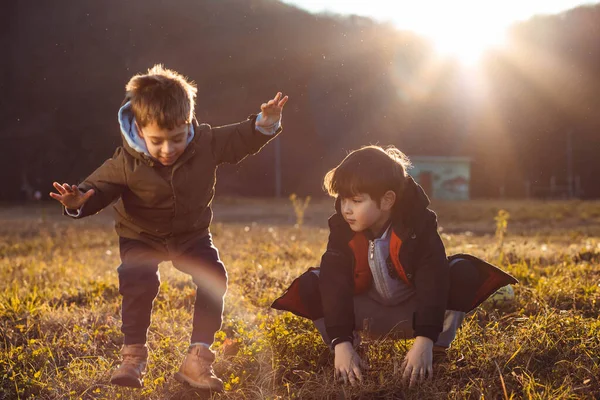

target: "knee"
[298,269,323,319]
[213,264,228,296]
[118,265,160,295]
[298,270,320,301]
[449,258,479,290]
[191,261,228,297]
[447,258,480,310]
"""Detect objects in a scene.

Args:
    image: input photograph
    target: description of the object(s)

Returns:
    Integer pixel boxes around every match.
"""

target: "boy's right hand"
[49,182,95,210]
[334,341,366,386]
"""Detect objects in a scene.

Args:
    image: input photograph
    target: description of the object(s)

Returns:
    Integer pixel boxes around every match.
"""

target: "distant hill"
[2,0,600,200]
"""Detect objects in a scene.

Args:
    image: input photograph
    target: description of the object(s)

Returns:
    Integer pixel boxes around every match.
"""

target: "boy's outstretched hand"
[401,336,434,388]
[49,182,95,210]
[257,92,288,128]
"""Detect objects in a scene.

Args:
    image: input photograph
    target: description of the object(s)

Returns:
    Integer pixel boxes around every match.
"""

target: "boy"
[50,65,288,391]
[272,145,517,388]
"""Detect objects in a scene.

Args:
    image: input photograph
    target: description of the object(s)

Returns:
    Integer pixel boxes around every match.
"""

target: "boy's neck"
[368,216,392,239]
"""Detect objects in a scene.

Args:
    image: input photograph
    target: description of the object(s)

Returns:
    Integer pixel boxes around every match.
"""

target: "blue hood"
[118,101,195,157]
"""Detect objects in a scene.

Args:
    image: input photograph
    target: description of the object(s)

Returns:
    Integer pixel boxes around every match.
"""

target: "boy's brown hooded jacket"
[71,115,279,255]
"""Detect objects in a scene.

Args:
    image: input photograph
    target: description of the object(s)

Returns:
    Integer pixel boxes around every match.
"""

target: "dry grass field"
[1,198,600,399]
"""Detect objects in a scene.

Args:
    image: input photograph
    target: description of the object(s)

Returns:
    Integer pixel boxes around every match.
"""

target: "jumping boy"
[50,64,288,391]
[272,145,517,388]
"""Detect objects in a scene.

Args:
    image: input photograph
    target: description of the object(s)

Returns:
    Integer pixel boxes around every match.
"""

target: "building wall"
[409,157,471,200]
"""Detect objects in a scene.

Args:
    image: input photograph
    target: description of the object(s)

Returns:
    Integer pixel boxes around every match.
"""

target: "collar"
[365,219,392,240]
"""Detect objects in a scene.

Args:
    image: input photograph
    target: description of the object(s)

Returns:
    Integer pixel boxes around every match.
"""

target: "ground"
[1,198,600,399]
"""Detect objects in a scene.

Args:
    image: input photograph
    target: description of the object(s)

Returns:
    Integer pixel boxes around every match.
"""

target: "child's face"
[137,121,189,166]
[340,193,390,234]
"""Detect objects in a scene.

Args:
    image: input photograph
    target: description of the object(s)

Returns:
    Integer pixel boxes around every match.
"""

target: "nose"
[341,199,352,215]
[162,141,175,156]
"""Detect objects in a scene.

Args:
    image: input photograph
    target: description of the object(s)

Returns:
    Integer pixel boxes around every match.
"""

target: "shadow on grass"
[157,382,215,400]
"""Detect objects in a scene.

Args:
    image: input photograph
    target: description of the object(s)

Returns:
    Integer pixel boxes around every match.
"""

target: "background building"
[410,156,471,200]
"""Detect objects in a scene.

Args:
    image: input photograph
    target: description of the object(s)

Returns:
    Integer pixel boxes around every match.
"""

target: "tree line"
[2,0,599,201]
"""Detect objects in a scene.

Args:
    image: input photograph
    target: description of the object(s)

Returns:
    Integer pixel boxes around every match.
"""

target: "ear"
[380,190,396,211]
[135,121,144,138]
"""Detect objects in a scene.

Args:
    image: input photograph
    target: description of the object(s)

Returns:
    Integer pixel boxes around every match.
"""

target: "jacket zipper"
[369,241,375,260]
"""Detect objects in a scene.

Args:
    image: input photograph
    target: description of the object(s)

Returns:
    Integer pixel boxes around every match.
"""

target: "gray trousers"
[313,293,465,348]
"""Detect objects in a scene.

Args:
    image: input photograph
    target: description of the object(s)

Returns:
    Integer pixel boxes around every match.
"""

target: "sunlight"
[283,1,595,66]
[427,24,507,66]
[388,3,512,66]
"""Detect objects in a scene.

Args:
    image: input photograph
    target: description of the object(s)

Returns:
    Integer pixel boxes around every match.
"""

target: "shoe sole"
[110,376,143,388]
[173,372,223,392]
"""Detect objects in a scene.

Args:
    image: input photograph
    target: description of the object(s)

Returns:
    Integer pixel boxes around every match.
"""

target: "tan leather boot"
[110,344,148,388]
[174,344,223,392]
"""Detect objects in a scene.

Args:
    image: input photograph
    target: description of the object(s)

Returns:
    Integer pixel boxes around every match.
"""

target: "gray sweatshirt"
[367,225,416,306]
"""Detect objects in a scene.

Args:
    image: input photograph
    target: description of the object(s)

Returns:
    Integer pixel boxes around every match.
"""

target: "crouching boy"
[272,145,517,387]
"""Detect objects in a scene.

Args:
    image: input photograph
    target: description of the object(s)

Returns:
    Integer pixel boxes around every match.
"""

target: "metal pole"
[566,129,574,198]
[275,137,282,198]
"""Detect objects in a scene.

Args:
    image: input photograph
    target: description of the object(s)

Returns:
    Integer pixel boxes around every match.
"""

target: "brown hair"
[125,64,197,129]
[323,145,412,203]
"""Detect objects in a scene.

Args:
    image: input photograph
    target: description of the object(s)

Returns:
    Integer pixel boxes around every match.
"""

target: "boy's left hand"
[257,92,288,127]
[401,336,434,388]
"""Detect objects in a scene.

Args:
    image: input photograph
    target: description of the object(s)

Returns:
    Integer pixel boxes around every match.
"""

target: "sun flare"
[393,4,511,66]
[284,1,564,66]
[426,24,507,65]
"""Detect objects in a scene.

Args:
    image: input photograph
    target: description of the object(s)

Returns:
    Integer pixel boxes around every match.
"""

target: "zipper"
[369,239,390,299]
[170,167,177,219]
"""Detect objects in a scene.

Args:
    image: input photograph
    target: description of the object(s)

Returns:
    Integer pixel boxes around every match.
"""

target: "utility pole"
[566,129,574,199]
[275,137,282,198]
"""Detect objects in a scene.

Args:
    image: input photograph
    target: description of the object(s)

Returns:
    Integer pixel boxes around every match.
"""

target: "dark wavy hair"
[323,145,412,204]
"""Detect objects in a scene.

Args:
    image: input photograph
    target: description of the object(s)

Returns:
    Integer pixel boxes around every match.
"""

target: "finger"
[409,368,421,388]
[62,183,73,193]
[400,358,408,377]
[49,192,62,201]
[352,365,363,383]
[348,370,356,386]
[401,357,408,369]
[260,103,267,112]
[418,367,425,383]
[53,182,66,194]
[82,189,95,201]
[273,92,281,102]
[278,95,289,108]
[402,363,412,384]
[427,364,433,380]
[342,371,348,385]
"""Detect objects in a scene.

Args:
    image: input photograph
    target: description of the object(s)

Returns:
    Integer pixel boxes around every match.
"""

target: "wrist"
[331,335,353,349]
[256,112,279,126]
[333,341,353,353]
[414,336,434,347]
